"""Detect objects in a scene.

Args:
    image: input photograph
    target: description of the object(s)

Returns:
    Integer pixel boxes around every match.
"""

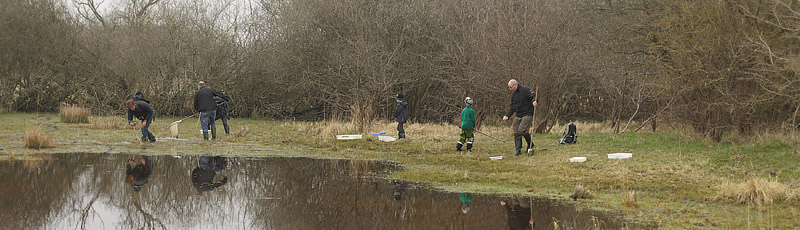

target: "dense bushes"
[3,0,800,140]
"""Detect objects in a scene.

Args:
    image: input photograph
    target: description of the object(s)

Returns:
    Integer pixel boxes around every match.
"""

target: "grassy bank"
[1,113,799,228]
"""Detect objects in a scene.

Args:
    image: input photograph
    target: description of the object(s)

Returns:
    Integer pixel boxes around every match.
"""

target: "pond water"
[1,153,634,229]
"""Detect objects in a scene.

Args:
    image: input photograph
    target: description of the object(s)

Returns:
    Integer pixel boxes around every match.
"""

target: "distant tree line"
[2,0,800,140]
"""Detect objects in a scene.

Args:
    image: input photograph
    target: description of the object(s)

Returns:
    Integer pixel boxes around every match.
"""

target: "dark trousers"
[141,113,154,141]
[397,122,405,138]
[215,108,229,134]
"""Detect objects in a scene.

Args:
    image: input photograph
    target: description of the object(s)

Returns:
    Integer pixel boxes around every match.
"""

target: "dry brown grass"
[89,117,129,130]
[24,127,53,149]
[59,105,89,123]
[550,120,619,134]
[739,127,800,144]
[622,191,638,208]
[318,120,360,137]
[570,185,595,200]
[232,126,250,141]
[716,177,796,205]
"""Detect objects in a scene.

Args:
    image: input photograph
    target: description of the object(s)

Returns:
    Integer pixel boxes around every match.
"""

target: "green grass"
[1,113,799,228]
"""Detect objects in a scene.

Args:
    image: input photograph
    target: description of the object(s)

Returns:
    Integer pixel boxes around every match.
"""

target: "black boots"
[456,142,463,151]
[224,125,230,135]
[523,133,533,155]
[148,132,156,143]
[142,133,156,143]
[514,138,523,156]
[466,143,472,151]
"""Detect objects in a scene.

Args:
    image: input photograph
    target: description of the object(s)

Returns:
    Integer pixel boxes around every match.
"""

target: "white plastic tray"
[378,136,396,142]
[569,157,586,162]
[336,135,362,140]
[607,153,632,159]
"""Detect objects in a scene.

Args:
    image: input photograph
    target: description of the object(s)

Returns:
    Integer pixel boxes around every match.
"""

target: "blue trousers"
[200,110,217,134]
[141,113,154,140]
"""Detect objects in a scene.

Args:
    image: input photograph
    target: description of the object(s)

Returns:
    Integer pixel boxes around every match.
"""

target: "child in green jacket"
[457,97,476,151]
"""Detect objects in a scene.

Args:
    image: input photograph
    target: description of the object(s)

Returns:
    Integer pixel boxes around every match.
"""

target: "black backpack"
[558,122,577,145]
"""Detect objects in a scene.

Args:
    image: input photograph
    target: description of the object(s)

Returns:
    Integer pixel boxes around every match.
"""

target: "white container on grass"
[607,153,632,159]
[378,136,396,142]
[569,157,586,162]
[336,135,363,140]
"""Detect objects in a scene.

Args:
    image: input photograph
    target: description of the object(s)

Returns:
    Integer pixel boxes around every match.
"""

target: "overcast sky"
[61,0,256,21]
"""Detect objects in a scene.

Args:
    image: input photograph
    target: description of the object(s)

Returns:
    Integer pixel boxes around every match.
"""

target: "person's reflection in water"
[192,156,229,196]
[500,197,535,230]
[459,192,473,214]
[125,155,153,192]
[392,180,406,201]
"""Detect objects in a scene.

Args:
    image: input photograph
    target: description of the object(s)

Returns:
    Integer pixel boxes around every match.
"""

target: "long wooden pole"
[532,86,538,130]
[531,86,538,154]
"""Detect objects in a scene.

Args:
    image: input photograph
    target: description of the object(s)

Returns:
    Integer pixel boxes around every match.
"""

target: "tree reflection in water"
[0,153,630,229]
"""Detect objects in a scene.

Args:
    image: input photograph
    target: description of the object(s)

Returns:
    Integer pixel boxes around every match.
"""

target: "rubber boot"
[514,138,522,156]
[148,132,157,143]
[466,143,473,152]
[523,134,533,156]
[224,125,230,135]
[203,132,209,140]
[456,142,463,151]
[211,128,217,140]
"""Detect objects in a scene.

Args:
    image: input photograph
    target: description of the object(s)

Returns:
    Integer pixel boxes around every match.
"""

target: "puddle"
[0,153,640,229]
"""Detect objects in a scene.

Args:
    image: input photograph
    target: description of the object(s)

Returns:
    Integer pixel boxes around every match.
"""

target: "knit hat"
[395,93,404,101]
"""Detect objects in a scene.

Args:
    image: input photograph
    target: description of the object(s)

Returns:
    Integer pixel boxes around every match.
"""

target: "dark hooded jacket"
[133,91,151,104]
[128,101,154,122]
[194,86,230,112]
[505,84,538,118]
[214,96,230,120]
[394,101,409,123]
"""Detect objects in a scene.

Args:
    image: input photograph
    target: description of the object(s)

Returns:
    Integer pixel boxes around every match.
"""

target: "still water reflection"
[1,153,632,229]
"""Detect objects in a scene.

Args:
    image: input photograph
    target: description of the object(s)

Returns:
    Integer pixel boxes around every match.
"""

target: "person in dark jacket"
[125,155,153,192]
[193,81,230,140]
[129,91,152,122]
[192,156,229,196]
[214,96,231,134]
[127,99,156,143]
[502,79,538,156]
[394,93,409,139]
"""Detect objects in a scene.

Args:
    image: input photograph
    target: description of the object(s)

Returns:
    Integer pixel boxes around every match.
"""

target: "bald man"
[502,79,538,156]
[194,81,230,140]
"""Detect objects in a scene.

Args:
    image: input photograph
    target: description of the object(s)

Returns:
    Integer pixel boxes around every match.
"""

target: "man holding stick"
[502,79,538,156]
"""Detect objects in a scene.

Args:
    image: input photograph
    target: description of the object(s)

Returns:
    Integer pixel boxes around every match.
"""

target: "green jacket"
[461,106,475,130]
